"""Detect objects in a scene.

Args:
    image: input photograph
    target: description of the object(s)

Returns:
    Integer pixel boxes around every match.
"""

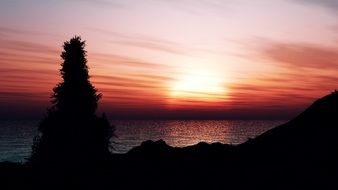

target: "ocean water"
[0,120,285,162]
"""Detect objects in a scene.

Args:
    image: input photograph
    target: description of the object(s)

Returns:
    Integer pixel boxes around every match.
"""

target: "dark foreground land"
[2,92,338,190]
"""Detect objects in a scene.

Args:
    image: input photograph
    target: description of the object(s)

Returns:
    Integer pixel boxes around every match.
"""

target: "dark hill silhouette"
[235,91,338,189]
[241,91,338,157]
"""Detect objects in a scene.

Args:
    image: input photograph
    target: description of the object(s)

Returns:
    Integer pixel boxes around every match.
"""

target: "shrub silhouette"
[29,36,114,166]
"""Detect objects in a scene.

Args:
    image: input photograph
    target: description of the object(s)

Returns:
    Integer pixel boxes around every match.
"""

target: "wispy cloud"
[250,40,338,101]
[67,0,125,8]
[262,42,338,69]
[0,26,63,39]
[110,40,185,55]
[88,27,186,55]
[93,74,169,91]
[90,52,169,69]
[0,27,39,36]
[0,39,57,55]
[155,0,229,16]
[292,0,338,13]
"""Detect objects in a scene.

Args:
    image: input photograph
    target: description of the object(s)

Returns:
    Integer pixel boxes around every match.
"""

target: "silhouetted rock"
[127,139,173,156]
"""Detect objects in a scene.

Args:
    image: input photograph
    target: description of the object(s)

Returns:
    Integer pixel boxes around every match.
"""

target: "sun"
[169,68,226,102]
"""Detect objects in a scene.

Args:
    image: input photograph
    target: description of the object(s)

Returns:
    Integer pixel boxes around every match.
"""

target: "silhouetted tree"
[29,36,114,166]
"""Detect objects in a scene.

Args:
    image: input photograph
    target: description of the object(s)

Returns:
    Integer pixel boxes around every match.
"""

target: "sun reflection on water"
[113,120,285,153]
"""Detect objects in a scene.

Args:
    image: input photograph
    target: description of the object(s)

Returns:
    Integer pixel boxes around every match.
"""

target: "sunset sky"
[1,0,338,119]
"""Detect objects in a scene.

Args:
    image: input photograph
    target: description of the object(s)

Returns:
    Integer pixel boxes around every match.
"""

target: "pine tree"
[30,36,114,166]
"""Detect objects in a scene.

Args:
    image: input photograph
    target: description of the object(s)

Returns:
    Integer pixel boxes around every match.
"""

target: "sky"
[0,0,338,119]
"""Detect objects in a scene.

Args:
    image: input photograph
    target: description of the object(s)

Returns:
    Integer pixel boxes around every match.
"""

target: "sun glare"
[169,69,226,102]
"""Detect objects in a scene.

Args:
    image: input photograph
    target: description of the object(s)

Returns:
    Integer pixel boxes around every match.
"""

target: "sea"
[0,120,285,163]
